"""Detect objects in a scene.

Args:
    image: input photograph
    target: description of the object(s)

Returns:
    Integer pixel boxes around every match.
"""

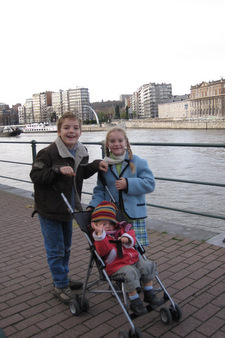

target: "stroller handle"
[61,193,74,214]
[98,171,116,204]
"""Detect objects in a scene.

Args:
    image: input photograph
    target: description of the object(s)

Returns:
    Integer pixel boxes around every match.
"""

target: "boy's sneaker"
[144,290,162,308]
[68,277,83,290]
[54,286,75,304]
[130,297,148,316]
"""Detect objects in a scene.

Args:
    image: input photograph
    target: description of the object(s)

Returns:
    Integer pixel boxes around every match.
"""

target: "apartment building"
[18,105,26,124]
[190,79,225,118]
[51,90,70,119]
[131,91,138,118]
[52,91,63,118]
[67,88,90,120]
[18,87,92,123]
[32,91,52,122]
[131,83,172,118]
[51,88,91,120]
[25,98,34,123]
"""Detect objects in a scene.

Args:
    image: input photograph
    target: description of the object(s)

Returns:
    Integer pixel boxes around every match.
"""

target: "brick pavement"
[0,188,225,338]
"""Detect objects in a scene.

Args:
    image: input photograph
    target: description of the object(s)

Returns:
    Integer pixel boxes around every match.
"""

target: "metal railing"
[0,140,225,221]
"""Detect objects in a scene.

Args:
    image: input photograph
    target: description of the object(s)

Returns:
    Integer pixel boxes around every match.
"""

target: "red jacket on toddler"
[92,221,139,276]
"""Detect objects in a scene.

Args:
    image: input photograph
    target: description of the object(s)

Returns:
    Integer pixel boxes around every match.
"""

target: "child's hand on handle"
[60,166,76,177]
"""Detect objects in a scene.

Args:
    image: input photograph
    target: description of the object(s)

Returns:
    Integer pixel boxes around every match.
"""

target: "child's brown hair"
[57,112,82,132]
[105,127,135,173]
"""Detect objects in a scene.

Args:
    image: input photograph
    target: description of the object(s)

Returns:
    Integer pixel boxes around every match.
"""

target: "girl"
[87,127,155,246]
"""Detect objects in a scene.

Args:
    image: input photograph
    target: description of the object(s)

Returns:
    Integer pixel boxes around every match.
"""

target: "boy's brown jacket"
[30,136,101,221]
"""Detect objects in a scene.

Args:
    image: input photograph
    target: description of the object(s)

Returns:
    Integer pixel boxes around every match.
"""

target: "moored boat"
[0,126,22,137]
[23,123,57,133]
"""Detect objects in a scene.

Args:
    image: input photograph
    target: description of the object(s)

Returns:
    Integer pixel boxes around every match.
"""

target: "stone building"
[158,95,190,119]
[190,79,225,118]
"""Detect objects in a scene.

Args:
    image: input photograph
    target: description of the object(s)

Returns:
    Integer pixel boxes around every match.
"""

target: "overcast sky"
[1,0,225,106]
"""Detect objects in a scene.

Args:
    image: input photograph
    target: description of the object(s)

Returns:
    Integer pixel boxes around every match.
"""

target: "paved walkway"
[0,185,224,338]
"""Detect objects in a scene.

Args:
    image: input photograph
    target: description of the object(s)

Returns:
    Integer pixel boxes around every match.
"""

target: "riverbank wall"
[82,119,225,131]
[125,119,225,129]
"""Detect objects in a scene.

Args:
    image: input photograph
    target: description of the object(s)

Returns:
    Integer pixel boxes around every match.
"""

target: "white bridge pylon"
[83,105,99,124]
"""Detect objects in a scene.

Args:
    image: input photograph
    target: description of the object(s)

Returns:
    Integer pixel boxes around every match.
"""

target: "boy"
[91,201,162,316]
[30,112,108,303]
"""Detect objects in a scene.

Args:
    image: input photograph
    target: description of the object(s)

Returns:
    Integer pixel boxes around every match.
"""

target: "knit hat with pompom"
[91,201,118,224]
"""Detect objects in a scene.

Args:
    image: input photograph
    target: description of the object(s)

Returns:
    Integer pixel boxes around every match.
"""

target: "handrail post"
[101,140,105,158]
[31,140,37,162]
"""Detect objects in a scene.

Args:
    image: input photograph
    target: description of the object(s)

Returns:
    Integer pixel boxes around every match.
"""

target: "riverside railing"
[0,140,225,221]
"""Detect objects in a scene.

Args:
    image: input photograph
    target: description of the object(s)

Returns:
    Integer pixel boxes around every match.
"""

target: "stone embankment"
[125,119,225,129]
[82,119,225,131]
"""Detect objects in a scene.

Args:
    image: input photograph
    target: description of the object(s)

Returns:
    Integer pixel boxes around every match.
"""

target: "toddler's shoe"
[130,297,148,316]
[144,289,162,308]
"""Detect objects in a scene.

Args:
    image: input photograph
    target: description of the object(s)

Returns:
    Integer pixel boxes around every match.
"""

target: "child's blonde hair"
[105,127,135,173]
[57,112,82,132]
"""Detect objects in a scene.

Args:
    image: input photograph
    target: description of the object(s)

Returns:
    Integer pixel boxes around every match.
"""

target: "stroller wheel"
[118,329,129,338]
[69,299,81,316]
[82,297,90,312]
[160,307,172,325]
[128,325,143,338]
[170,303,182,321]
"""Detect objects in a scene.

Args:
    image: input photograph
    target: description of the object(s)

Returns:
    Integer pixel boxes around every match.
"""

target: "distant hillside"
[91,100,124,112]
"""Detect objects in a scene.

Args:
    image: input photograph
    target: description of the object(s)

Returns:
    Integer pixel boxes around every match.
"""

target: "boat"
[23,123,57,133]
[0,126,22,137]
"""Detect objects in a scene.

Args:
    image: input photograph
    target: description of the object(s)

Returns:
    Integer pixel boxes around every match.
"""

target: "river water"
[0,128,225,233]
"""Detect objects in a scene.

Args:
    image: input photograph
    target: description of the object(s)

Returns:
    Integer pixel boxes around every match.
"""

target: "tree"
[51,112,57,122]
[115,105,120,119]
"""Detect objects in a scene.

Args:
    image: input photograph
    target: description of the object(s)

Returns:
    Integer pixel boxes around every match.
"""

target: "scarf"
[104,152,126,175]
[103,152,126,165]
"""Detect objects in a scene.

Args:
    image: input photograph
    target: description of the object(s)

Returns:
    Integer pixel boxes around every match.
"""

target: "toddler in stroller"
[91,200,162,316]
[60,191,182,337]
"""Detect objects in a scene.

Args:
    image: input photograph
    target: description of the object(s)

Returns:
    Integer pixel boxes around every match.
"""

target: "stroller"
[60,187,182,337]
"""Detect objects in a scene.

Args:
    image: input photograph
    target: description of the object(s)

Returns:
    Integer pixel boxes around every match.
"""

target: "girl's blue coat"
[89,152,155,220]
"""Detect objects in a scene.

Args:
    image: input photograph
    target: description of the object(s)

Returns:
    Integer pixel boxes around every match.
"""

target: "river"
[0,128,225,233]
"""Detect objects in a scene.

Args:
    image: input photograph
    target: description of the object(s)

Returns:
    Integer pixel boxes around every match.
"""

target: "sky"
[1,0,225,106]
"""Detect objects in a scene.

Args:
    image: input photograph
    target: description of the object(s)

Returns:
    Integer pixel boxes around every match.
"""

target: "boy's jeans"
[38,215,73,288]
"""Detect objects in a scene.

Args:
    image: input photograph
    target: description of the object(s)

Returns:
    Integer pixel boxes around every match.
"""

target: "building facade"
[190,79,225,118]
[32,91,52,122]
[52,91,63,118]
[25,98,34,123]
[67,88,90,120]
[131,83,172,118]
[18,105,26,124]
[18,87,92,124]
[158,95,190,119]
